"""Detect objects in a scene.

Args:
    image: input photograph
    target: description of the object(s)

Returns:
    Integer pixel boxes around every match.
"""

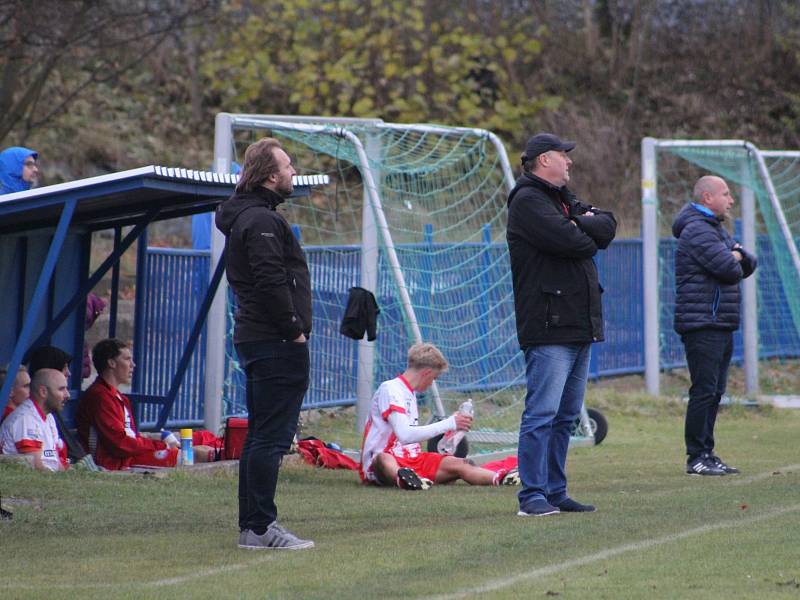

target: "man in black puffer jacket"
[216,137,314,550]
[507,133,616,517]
[673,175,757,477]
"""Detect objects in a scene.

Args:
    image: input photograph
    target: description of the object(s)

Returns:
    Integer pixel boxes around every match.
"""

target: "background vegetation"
[4,0,800,232]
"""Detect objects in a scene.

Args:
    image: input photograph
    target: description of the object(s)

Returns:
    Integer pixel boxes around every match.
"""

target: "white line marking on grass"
[5,555,278,590]
[430,502,800,600]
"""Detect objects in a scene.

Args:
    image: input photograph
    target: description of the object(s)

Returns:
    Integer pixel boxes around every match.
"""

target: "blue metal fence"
[142,235,800,425]
[137,248,210,428]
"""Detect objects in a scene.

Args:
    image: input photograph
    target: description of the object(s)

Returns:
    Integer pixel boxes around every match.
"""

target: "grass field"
[3,381,800,600]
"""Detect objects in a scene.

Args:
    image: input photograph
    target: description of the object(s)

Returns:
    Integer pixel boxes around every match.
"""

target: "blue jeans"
[681,329,733,460]
[518,343,590,509]
[235,340,309,531]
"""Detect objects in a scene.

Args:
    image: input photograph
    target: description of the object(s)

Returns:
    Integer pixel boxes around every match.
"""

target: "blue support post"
[27,209,159,352]
[109,226,122,338]
[133,226,149,424]
[14,237,27,338]
[154,251,227,430]
[0,198,77,412]
[69,233,92,390]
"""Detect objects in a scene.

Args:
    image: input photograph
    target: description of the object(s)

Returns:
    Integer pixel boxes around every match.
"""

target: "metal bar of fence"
[140,233,800,423]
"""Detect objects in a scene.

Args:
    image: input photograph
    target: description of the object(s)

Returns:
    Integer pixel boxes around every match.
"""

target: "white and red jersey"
[360,375,422,481]
[0,399,67,471]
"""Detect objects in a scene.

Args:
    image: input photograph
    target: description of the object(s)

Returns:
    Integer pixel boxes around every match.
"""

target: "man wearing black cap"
[507,133,617,517]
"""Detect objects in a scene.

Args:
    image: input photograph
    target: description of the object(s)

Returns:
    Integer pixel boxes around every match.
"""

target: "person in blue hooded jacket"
[673,175,757,477]
[0,147,39,194]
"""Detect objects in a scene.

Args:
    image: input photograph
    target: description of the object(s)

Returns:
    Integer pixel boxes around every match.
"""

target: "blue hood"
[0,146,38,194]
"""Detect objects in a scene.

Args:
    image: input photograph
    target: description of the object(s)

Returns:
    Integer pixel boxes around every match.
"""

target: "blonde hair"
[407,342,448,372]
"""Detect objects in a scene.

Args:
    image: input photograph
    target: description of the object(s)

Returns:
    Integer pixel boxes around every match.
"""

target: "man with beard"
[0,369,69,471]
[215,138,314,550]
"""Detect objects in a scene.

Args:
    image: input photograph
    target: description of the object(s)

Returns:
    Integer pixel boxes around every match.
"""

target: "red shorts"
[130,447,179,468]
[392,451,445,481]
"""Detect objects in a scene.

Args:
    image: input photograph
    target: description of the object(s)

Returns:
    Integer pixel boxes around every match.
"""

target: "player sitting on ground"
[0,369,69,471]
[76,338,213,470]
[360,342,519,490]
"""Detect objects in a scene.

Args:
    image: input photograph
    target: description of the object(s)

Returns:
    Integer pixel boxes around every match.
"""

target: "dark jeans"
[681,329,733,460]
[235,340,309,531]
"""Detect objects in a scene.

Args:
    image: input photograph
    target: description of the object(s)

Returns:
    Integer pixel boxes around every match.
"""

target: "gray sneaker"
[239,522,315,550]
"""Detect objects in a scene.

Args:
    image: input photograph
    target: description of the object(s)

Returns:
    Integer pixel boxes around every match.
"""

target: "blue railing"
[140,235,800,426]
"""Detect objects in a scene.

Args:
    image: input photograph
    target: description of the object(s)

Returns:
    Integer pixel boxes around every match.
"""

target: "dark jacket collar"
[249,185,285,209]
[508,172,563,207]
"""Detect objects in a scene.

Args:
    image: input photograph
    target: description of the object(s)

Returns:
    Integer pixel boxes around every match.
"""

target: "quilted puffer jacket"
[672,203,757,334]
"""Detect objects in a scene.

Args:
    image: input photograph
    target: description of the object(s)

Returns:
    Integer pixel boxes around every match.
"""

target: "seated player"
[1,365,31,424]
[360,342,519,490]
[0,369,69,471]
[76,338,214,470]
[75,338,183,470]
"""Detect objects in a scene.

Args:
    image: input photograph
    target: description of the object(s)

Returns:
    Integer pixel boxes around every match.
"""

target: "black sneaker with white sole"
[709,454,740,474]
[686,454,726,476]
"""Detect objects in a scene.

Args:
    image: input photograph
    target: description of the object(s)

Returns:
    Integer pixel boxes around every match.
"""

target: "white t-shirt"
[359,376,454,482]
[0,398,65,471]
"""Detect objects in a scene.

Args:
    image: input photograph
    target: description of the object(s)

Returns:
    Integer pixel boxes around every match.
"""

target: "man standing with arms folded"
[507,133,616,517]
[673,175,757,476]
[216,138,314,550]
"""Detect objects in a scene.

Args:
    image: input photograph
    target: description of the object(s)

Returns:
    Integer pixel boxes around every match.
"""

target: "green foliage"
[202,0,557,139]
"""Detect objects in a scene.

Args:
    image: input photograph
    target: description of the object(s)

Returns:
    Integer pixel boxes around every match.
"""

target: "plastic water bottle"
[437,399,473,455]
[160,429,179,448]
[180,428,194,466]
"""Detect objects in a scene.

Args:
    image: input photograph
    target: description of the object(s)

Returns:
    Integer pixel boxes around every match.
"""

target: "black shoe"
[686,454,726,476]
[517,498,560,517]
[554,497,596,513]
[708,454,740,474]
[396,467,429,490]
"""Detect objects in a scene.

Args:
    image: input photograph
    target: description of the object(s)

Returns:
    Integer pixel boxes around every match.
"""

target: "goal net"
[645,140,800,392]
[214,118,529,453]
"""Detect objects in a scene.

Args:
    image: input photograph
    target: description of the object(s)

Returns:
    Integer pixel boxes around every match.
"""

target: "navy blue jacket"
[507,174,616,347]
[672,203,757,334]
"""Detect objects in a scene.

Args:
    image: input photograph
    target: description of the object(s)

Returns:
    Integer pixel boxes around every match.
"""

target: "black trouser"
[681,329,733,461]
[235,340,309,531]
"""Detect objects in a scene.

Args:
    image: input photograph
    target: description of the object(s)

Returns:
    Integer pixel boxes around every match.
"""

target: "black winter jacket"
[215,187,312,344]
[672,203,757,334]
[506,174,617,347]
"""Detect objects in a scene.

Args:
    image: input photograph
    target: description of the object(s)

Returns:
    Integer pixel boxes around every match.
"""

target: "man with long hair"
[216,138,314,550]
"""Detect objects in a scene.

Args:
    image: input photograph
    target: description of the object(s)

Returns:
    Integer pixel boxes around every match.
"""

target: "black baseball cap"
[522,133,576,161]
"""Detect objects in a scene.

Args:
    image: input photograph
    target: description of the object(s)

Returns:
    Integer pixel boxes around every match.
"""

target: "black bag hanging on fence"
[340,287,380,341]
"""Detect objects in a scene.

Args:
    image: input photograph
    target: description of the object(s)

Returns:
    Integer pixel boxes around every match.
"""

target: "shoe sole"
[397,468,425,490]
[517,509,560,517]
[686,470,726,476]
[238,541,315,550]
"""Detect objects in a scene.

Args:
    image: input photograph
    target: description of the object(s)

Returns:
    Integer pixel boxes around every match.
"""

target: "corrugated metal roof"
[0,166,329,234]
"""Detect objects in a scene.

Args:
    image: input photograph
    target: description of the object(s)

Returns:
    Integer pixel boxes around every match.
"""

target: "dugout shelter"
[0,166,327,430]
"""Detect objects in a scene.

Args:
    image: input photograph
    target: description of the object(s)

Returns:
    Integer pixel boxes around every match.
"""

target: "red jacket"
[76,377,166,470]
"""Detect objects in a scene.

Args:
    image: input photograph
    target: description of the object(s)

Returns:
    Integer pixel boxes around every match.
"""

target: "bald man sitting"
[0,369,70,471]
